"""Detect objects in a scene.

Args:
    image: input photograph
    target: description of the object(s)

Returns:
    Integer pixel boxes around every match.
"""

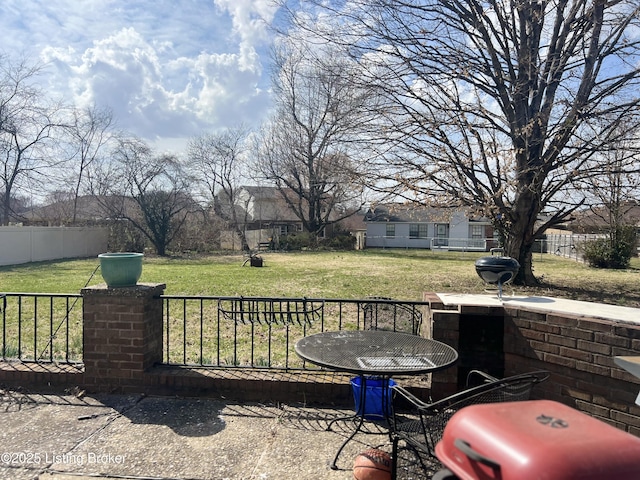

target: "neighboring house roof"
[569,201,640,233]
[241,185,283,200]
[23,195,118,224]
[337,211,367,232]
[364,204,491,224]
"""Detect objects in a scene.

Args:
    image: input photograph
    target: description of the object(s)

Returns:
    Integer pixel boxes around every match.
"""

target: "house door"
[434,224,449,247]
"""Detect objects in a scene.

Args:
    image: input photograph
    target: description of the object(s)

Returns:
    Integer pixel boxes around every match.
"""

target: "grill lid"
[435,400,640,480]
[474,256,520,285]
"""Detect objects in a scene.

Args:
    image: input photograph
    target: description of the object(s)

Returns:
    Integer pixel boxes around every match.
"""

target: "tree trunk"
[236,226,250,252]
[506,236,537,286]
[504,192,541,286]
[1,190,11,226]
[155,243,166,256]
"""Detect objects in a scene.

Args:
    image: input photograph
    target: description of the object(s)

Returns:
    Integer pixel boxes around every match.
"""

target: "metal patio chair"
[390,370,549,479]
[362,297,422,335]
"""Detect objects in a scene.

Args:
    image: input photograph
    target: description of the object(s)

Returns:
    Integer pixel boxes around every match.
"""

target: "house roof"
[22,195,124,224]
[241,185,283,200]
[338,211,367,232]
[364,204,491,224]
[569,201,640,233]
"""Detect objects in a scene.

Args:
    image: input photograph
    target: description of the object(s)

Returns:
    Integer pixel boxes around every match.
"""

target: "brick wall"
[424,292,640,436]
[504,306,640,435]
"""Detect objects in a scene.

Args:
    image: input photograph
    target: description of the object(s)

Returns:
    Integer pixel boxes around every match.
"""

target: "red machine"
[434,400,640,480]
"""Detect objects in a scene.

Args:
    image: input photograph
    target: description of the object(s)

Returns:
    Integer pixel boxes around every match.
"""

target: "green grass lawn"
[1,249,638,365]
[1,249,639,307]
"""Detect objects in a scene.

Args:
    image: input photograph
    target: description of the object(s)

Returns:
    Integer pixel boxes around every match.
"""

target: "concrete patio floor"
[0,389,432,480]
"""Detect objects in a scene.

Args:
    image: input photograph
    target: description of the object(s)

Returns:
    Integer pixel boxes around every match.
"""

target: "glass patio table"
[295,330,458,469]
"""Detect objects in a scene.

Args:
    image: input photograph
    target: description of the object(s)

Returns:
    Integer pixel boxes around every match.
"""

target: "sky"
[0,0,281,153]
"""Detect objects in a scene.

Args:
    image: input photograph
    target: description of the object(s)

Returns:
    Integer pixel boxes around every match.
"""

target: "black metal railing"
[0,293,83,364]
[0,292,426,370]
[160,295,427,370]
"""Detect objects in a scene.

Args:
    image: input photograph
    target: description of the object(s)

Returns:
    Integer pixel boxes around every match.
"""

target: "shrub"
[280,232,315,251]
[108,220,146,252]
[581,226,637,269]
[321,232,356,250]
[280,231,356,251]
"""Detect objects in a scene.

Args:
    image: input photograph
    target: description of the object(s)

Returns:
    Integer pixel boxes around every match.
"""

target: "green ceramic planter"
[98,252,144,287]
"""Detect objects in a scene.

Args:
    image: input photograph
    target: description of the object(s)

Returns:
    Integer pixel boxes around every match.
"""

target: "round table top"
[295,330,458,375]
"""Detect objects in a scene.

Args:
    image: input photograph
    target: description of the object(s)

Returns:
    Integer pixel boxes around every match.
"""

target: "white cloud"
[214,0,279,45]
[0,0,278,148]
[213,0,281,79]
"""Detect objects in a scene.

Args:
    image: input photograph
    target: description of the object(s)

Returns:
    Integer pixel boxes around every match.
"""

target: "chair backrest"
[362,297,422,335]
[425,370,549,446]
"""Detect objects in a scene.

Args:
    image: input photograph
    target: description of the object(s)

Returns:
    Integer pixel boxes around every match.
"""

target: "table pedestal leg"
[328,375,392,470]
[330,413,366,469]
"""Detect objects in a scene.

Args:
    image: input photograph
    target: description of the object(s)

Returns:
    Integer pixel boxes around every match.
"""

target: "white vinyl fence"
[0,226,109,266]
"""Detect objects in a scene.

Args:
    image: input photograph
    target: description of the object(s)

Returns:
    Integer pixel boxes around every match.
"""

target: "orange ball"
[353,448,392,480]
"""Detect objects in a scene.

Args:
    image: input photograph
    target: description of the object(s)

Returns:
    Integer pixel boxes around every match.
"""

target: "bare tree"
[63,104,115,224]
[286,0,640,284]
[0,55,64,225]
[575,122,640,232]
[102,137,195,255]
[188,126,252,251]
[255,40,370,238]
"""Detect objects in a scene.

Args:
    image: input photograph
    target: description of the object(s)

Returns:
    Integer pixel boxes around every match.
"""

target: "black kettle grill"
[474,255,520,299]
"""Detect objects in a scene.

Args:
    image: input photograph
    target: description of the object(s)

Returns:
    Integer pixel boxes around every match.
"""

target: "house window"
[386,224,395,237]
[470,225,484,238]
[409,224,428,238]
[436,224,449,236]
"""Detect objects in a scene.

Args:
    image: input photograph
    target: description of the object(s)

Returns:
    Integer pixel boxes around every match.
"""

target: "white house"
[363,204,497,250]
[235,186,303,236]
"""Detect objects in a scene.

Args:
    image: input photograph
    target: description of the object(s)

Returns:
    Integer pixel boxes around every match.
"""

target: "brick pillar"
[82,283,166,392]
[431,310,460,398]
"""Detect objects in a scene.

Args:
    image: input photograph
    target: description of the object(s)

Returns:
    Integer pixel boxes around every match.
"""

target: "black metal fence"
[160,295,427,370]
[0,293,83,364]
[0,292,427,370]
